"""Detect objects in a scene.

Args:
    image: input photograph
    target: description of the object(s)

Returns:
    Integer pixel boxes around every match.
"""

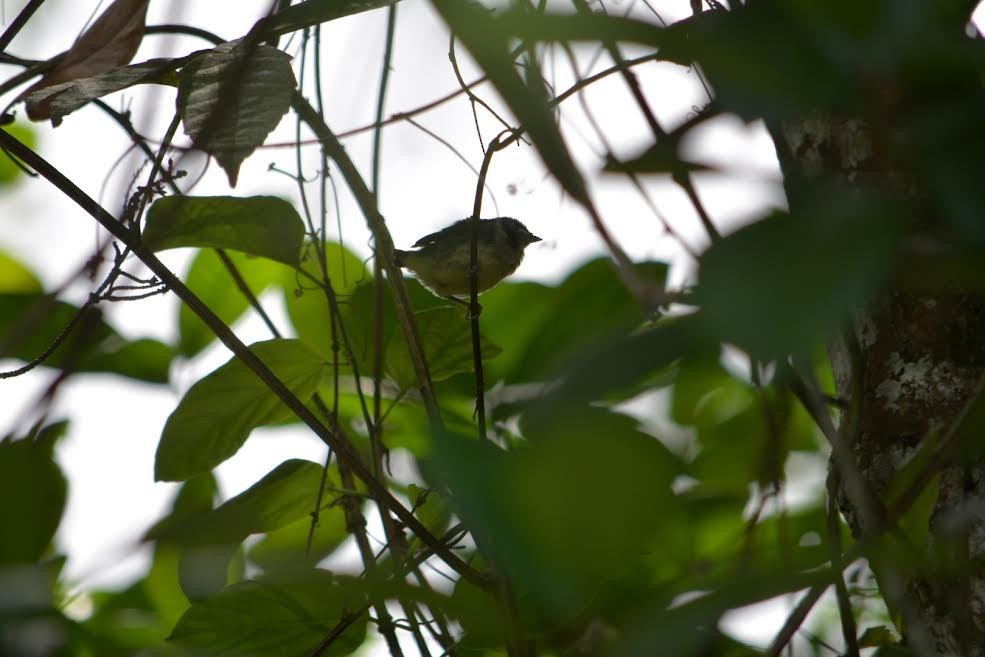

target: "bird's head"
[499,217,541,250]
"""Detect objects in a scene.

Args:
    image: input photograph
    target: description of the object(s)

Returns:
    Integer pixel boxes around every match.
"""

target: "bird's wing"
[412,218,479,248]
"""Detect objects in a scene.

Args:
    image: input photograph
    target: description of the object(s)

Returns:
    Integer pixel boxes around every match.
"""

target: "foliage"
[1,0,981,656]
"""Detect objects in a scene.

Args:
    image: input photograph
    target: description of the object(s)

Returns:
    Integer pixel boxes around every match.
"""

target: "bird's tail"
[393,249,409,268]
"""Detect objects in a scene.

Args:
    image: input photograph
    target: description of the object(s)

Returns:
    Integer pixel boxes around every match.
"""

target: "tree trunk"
[773,104,985,655]
[776,112,985,656]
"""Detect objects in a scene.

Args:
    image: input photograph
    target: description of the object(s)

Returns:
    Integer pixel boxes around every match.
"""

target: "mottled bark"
[777,112,985,655]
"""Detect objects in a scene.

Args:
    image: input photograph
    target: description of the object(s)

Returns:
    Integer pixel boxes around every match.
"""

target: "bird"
[394,217,541,303]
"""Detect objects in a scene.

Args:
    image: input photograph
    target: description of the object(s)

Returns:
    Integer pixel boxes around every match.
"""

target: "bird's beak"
[527,233,542,244]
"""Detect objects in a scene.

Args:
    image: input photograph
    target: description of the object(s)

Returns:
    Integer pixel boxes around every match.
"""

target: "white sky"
[0,0,791,648]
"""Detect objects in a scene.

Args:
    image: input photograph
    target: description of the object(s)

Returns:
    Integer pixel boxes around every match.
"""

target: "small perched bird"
[394,217,541,300]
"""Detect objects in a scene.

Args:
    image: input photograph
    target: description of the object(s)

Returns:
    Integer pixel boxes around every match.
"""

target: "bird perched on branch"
[394,217,541,302]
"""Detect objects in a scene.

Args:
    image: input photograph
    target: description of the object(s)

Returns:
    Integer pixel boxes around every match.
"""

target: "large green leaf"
[386,306,501,391]
[0,438,66,563]
[281,242,370,360]
[179,249,288,358]
[0,293,173,383]
[427,410,681,622]
[479,259,668,383]
[148,459,338,547]
[144,196,305,267]
[168,569,366,657]
[144,475,218,618]
[154,339,326,481]
[248,504,348,573]
[177,41,297,186]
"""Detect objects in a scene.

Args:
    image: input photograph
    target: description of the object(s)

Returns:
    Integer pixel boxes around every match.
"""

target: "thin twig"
[826,470,861,657]
[293,93,444,430]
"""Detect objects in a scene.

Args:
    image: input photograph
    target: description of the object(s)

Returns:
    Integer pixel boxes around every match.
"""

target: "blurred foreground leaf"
[696,195,901,360]
[0,438,65,563]
[0,293,173,382]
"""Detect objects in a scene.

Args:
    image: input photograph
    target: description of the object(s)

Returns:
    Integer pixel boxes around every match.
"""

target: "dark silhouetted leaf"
[25,58,178,125]
[177,41,297,186]
[604,141,713,175]
[266,0,400,37]
[659,4,861,122]
[25,0,150,123]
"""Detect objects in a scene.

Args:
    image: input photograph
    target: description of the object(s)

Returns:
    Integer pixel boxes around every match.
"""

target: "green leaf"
[24,58,178,125]
[0,293,173,383]
[479,259,668,383]
[168,569,366,657]
[179,249,288,357]
[177,41,297,186]
[860,626,898,648]
[670,350,747,428]
[386,307,501,391]
[148,459,338,546]
[527,317,700,418]
[431,0,589,206]
[248,504,348,573]
[267,0,400,37]
[495,9,663,48]
[427,411,680,621]
[144,475,218,624]
[154,339,326,481]
[144,196,305,267]
[281,242,371,360]
[0,122,36,184]
[0,438,66,563]
[0,251,42,292]
[658,5,861,122]
[696,196,901,360]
